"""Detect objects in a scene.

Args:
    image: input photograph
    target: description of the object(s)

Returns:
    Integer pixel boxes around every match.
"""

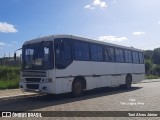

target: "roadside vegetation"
[0,66,20,89]
[145,48,160,79]
[145,75,160,79]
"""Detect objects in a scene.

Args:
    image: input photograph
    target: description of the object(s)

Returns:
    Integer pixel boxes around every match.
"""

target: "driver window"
[55,39,71,60]
[55,38,72,69]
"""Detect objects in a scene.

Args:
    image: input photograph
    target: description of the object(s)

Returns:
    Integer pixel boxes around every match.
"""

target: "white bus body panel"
[55,61,92,94]
[54,61,145,94]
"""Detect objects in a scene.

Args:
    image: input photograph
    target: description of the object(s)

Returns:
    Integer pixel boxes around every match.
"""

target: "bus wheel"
[72,79,83,97]
[124,75,132,89]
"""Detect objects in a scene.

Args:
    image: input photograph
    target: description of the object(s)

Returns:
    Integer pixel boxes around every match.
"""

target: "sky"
[0,0,160,57]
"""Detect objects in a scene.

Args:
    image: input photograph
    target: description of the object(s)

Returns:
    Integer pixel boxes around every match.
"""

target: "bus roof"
[23,34,143,52]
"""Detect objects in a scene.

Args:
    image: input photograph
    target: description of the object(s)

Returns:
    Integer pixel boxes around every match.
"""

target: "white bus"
[18,34,145,96]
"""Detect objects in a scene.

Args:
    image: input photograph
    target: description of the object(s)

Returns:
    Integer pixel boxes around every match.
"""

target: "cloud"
[85,0,107,9]
[158,21,160,24]
[0,22,17,33]
[0,42,6,46]
[132,32,145,35]
[0,42,6,49]
[93,0,107,7]
[98,36,128,42]
[84,5,95,9]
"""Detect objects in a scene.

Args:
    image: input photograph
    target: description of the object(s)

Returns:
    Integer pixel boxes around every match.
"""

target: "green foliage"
[0,66,20,79]
[153,65,160,75]
[0,66,20,89]
[145,59,153,74]
[144,50,153,60]
[0,79,19,89]
[145,75,160,79]
[144,48,160,77]
[153,48,160,64]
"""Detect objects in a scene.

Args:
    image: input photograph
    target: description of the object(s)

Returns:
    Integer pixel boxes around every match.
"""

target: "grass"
[0,66,20,90]
[0,79,19,90]
[145,75,160,79]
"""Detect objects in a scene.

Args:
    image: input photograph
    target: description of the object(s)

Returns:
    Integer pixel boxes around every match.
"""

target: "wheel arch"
[126,73,132,82]
[72,76,86,90]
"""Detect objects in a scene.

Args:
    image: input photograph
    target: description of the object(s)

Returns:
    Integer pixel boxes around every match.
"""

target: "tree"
[144,50,153,60]
[153,48,160,64]
[153,64,160,75]
[145,59,153,74]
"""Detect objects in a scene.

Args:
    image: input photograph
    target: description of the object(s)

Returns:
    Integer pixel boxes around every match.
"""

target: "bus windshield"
[22,41,53,70]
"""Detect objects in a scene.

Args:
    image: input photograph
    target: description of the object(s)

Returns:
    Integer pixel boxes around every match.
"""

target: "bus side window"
[139,52,144,64]
[55,40,71,60]
[104,47,109,62]
[132,51,139,63]
[115,48,124,63]
[74,41,89,60]
[124,50,132,63]
[55,39,72,69]
[90,44,103,61]
[107,47,115,62]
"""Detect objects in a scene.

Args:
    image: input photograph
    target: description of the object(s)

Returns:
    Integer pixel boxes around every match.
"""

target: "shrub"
[145,75,160,79]
[0,66,20,89]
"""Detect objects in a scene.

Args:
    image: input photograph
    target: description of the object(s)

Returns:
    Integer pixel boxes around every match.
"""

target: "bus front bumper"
[19,82,55,94]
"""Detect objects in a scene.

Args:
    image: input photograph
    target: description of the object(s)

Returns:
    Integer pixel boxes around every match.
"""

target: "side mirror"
[14,53,16,61]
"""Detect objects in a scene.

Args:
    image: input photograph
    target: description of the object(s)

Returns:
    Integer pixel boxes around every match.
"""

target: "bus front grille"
[22,71,46,77]
[25,78,41,83]
[26,84,39,89]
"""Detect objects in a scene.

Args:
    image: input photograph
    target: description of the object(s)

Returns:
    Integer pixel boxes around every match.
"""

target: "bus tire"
[124,75,132,89]
[72,78,83,97]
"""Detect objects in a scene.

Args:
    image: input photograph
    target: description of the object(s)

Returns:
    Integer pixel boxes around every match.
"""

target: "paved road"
[0,79,160,120]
